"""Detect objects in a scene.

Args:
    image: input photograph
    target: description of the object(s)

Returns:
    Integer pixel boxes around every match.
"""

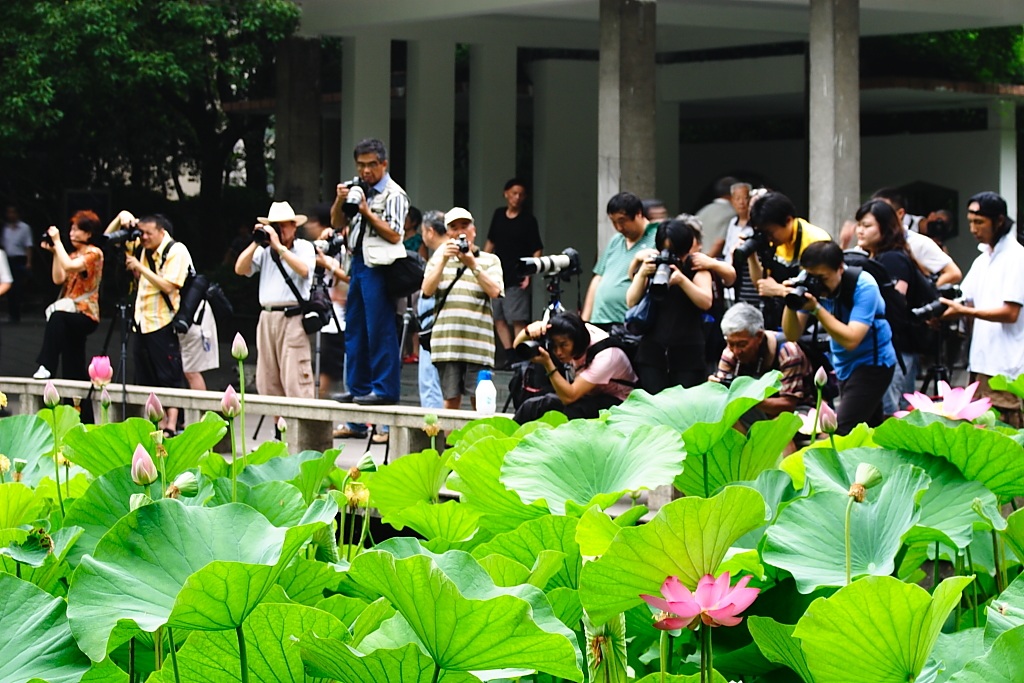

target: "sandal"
[333,425,368,439]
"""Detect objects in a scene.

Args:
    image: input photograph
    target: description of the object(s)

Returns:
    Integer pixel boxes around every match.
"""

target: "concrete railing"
[0,377,508,456]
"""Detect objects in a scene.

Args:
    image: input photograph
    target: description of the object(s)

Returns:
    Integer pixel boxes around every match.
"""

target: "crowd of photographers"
[11,144,1023,435]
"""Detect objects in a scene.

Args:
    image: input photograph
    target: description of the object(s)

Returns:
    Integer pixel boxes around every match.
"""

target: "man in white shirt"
[2,205,33,323]
[940,191,1024,427]
[695,176,738,258]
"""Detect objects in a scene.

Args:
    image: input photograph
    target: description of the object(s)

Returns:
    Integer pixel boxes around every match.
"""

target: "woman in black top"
[626,216,714,393]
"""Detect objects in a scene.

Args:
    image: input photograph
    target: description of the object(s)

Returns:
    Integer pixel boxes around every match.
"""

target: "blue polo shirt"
[820,270,897,380]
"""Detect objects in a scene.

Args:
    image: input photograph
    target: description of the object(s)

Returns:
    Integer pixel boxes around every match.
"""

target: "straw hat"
[257,201,307,226]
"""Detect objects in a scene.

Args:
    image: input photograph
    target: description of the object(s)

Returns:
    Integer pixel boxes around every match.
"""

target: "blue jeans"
[416,295,443,408]
[344,257,400,432]
[883,351,918,415]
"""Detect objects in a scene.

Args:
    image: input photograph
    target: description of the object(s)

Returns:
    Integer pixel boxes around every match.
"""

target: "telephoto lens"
[342,185,364,219]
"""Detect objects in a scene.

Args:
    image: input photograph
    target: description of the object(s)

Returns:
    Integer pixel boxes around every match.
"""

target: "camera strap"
[146,239,185,315]
[270,247,308,309]
[419,265,467,329]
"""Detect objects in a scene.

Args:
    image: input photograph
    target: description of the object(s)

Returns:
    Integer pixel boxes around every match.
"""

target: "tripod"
[91,249,136,420]
[918,321,957,397]
[309,267,344,400]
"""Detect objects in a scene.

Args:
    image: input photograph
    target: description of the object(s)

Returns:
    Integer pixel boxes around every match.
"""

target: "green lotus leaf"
[314,595,377,633]
[794,575,972,683]
[605,372,781,455]
[988,374,1024,399]
[927,628,986,683]
[209,478,307,526]
[299,636,480,683]
[1004,508,1024,564]
[200,440,289,480]
[500,421,685,515]
[64,465,147,566]
[80,657,129,683]
[397,500,481,543]
[0,481,46,528]
[512,411,567,438]
[947,625,1024,683]
[365,449,449,528]
[67,498,334,661]
[749,616,814,683]
[3,525,83,594]
[732,469,799,549]
[634,674,729,683]
[477,554,531,587]
[346,538,584,680]
[674,413,799,497]
[0,414,56,487]
[804,447,997,550]
[0,573,91,683]
[447,435,549,534]
[873,411,1024,496]
[1,525,81,569]
[446,416,519,443]
[574,504,622,557]
[40,403,84,441]
[985,571,1024,647]
[150,601,347,683]
[276,557,345,605]
[763,464,930,592]
[290,449,338,504]
[579,486,768,623]
[236,448,335,498]
[472,513,581,590]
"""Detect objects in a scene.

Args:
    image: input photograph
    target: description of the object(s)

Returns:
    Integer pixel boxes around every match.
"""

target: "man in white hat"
[422,207,503,410]
[235,201,317,399]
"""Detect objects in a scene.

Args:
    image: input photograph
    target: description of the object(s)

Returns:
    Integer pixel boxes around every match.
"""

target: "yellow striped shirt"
[134,232,191,333]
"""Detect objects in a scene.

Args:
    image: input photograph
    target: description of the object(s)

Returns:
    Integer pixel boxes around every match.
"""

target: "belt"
[261,304,297,312]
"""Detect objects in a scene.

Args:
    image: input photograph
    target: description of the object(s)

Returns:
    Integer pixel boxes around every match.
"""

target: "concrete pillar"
[322,116,341,197]
[529,59,599,281]
[807,0,859,237]
[406,40,455,211]
[655,99,680,213]
[597,0,657,249]
[989,100,1018,219]
[468,42,518,219]
[275,37,322,208]
[340,36,391,177]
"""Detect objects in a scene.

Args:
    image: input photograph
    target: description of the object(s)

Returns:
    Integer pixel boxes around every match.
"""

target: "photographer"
[745,191,831,299]
[33,213,104,414]
[940,192,1024,427]
[234,201,316,400]
[625,216,714,393]
[782,241,896,434]
[512,311,639,423]
[421,208,503,410]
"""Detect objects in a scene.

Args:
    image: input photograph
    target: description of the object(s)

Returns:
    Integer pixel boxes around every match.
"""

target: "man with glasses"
[234,201,316,400]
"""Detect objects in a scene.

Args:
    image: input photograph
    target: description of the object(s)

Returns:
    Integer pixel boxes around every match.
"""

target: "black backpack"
[584,332,641,389]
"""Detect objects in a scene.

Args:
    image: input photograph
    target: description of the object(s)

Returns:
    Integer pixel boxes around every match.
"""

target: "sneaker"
[32,365,51,380]
[371,432,389,444]
[402,354,419,365]
[333,425,368,439]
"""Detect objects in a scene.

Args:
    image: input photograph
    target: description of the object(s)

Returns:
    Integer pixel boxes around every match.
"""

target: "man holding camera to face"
[234,201,316,400]
[421,208,503,410]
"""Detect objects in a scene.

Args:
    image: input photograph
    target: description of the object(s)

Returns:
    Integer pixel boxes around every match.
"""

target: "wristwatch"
[277,244,288,256]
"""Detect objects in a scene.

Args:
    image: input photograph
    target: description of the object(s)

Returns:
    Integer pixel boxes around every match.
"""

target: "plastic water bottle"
[476,369,497,416]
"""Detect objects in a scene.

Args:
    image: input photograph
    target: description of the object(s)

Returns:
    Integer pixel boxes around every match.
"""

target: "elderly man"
[235,201,316,399]
[422,207,503,410]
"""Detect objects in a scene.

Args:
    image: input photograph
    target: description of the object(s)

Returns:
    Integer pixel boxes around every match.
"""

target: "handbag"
[44,297,79,320]
[270,249,330,334]
[418,266,466,352]
[624,286,657,335]
[384,249,426,299]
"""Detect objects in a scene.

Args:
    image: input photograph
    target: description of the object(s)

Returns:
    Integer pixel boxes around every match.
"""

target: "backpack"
[584,331,641,389]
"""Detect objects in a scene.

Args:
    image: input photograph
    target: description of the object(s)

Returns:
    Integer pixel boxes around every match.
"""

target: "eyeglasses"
[356,160,381,170]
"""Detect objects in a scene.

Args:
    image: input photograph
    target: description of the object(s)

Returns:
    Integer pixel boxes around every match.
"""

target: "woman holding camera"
[625,216,714,394]
[512,311,638,423]
[34,212,104,400]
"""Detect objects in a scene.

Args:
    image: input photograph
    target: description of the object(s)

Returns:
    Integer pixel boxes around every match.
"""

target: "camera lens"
[515,339,542,360]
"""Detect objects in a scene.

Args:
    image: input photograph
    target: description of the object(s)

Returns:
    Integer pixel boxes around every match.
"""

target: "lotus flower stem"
[50,408,65,519]
[932,542,940,590]
[347,506,358,561]
[812,386,823,438]
[236,625,250,683]
[700,624,713,683]
[430,663,441,683]
[992,530,1005,594]
[129,638,136,683]
[167,627,181,683]
[845,495,855,585]
[154,626,164,670]
[357,505,371,553]
[965,546,979,627]
[64,462,71,498]
[237,359,248,459]
[953,552,964,629]
[659,630,669,682]
[828,433,837,451]
[702,452,709,498]
[228,419,239,503]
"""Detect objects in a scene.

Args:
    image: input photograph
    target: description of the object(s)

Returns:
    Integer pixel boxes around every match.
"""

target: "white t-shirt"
[905,229,952,276]
[960,234,1024,378]
[247,240,316,305]
[0,250,12,284]
[2,221,32,257]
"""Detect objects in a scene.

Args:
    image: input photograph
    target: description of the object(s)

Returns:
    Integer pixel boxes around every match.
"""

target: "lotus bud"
[221,385,241,418]
[88,356,114,388]
[814,366,828,388]
[818,402,838,435]
[231,333,249,361]
[100,387,111,409]
[422,413,440,438]
[277,416,287,435]
[130,444,158,486]
[130,493,153,511]
[145,392,164,424]
[854,463,883,490]
[0,454,9,474]
[0,391,7,408]
[43,381,60,409]
[166,471,198,499]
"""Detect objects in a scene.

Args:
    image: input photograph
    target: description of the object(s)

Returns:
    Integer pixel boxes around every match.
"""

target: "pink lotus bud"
[100,387,111,409]
[819,402,838,435]
[145,392,164,424]
[231,333,249,361]
[276,416,287,434]
[130,444,158,486]
[43,381,60,409]
[814,366,828,388]
[88,356,114,388]
[221,385,241,418]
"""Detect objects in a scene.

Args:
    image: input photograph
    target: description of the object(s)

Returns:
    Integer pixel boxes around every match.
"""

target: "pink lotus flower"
[221,385,241,418]
[231,333,249,361]
[88,356,113,388]
[145,392,164,424]
[814,366,828,388]
[818,402,838,434]
[43,381,60,409]
[640,572,759,630]
[131,444,158,486]
[896,380,992,422]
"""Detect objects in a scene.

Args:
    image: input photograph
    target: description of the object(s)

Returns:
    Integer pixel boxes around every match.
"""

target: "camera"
[252,227,271,247]
[457,234,470,254]
[732,227,772,264]
[105,227,143,247]
[911,284,964,320]
[515,337,549,361]
[314,233,346,258]
[784,270,827,311]
[649,249,687,300]
[341,178,368,219]
[518,248,581,279]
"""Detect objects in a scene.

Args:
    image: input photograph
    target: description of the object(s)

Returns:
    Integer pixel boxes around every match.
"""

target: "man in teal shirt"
[582,192,658,328]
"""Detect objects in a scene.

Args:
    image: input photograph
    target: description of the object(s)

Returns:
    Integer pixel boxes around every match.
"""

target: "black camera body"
[784,270,828,311]
[314,233,346,258]
[106,227,143,248]
[515,337,549,361]
[649,249,687,299]
[732,227,773,264]
[457,234,471,254]
[911,284,964,320]
[341,178,370,219]
[252,227,271,247]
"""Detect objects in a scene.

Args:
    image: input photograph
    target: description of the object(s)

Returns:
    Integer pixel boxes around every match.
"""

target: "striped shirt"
[427,250,504,367]
[134,232,191,334]
[348,174,409,256]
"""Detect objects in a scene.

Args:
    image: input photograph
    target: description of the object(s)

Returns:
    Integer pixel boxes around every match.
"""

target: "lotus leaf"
[748,616,814,683]
[472,513,580,589]
[299,636,480,682]
[947,625,1024,682]
[985,571,1024,646]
